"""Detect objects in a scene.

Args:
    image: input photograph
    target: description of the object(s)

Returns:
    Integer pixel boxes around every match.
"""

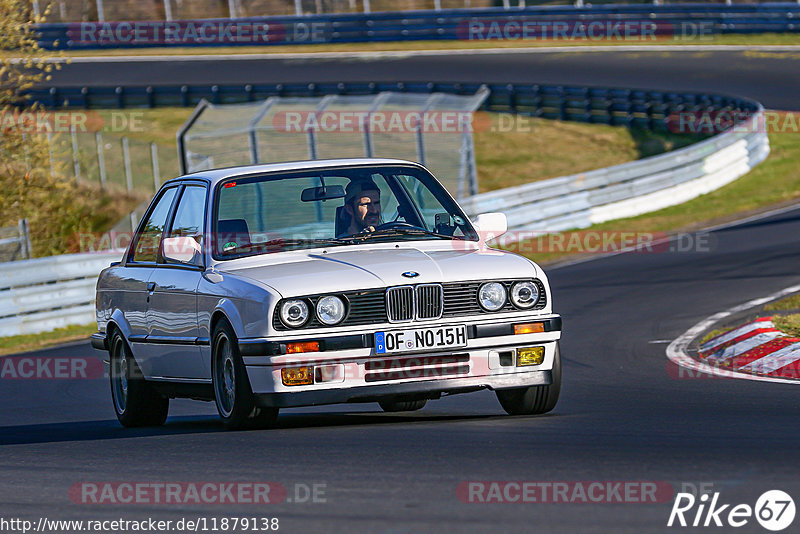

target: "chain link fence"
[178,88,489,199]
[0,220,33,263]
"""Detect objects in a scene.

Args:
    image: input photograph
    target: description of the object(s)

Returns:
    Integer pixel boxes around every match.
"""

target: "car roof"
[165,158,424,187]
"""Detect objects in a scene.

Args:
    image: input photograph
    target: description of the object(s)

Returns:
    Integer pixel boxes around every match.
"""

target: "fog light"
[282,366,314,386]
[514,322,545,335]
[516,346,545,367]
[286,341,320,354]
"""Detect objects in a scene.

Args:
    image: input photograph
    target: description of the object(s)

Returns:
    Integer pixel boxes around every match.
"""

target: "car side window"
[163,185,207,266]
[131,187,178,263]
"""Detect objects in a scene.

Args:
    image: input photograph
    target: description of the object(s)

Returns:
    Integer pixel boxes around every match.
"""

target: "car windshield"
[214,165,478,259]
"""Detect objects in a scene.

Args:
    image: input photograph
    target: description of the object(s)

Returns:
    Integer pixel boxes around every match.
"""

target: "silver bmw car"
[92,158,562,429]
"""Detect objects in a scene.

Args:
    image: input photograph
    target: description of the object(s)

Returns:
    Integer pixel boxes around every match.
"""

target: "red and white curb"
[667,282,800,384]
[698,317,800,379]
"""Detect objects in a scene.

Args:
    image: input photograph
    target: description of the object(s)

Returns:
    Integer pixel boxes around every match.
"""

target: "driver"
[340,178,382,237]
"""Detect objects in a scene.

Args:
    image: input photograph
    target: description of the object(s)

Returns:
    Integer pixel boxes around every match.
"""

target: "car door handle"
[147,282,156,293]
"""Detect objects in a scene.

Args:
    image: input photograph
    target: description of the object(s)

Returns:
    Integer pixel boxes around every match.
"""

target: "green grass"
[774,314,800,338]
[474,115,703,192]
[0,324,97,356]
[699,327,733,346]
[6,32,800,59]
[765,294,800,311]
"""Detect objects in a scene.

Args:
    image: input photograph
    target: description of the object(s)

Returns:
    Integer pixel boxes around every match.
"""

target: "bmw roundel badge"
[402,271,420,278]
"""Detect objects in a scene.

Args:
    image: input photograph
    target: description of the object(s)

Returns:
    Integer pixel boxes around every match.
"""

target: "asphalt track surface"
[4,49,800,532]
[48,48,800,110]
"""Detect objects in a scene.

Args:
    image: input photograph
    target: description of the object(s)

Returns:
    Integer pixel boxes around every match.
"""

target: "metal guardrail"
[0,251,122,337]
[459,106,769,232]
[0,220,33,263]
[35,4,800,51]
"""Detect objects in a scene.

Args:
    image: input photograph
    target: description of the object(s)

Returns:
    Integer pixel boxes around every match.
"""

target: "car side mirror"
[163,236,202,264]
[473,213,508,244]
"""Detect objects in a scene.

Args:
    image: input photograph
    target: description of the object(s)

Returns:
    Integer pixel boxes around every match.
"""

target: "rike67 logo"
[668,489,795,531]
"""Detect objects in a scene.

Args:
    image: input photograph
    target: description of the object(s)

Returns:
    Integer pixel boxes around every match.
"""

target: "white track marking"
[739,343,800,375]
[699,320,775,352]
[12,44,800,64]
[705,331,782,365]
[666,283,800,384]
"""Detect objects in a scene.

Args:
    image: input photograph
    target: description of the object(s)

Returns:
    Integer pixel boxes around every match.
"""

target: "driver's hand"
[358,226,376,235]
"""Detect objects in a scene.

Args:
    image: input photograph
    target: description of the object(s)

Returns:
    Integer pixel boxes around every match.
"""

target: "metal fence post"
[467,128,479,197]
[31,0,40,17]
[95,131,107,188]
[96,0,104,22]
[122,137,134,192]
[70,126,80,182]
[502,0,510,9]
[164,0,173,21]
[294,0,303,16]
[228,0,238,18]
[434,0,442,10]
[307,127,318,160]
[247,97,277,165]
[363,0,371,13]
[177,100,209,175]
[151,142,161,191]
[18,219,31,260]
[415,118,426,166]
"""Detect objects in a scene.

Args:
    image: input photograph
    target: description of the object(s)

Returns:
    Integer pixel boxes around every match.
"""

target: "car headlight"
[316,295,346,325]
[511,281,539,309]
[478,282,506,311]
[280,299,309,328]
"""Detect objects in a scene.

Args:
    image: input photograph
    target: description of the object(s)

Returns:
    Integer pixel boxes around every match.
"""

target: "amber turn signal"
[285,341,320,354]
[513,322,545,335]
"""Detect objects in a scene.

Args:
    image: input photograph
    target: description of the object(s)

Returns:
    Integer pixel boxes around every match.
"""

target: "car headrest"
[217,218,251,251]
[335,206,350,237]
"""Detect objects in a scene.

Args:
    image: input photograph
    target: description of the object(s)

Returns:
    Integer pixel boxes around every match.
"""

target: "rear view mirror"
[301,185,346,202]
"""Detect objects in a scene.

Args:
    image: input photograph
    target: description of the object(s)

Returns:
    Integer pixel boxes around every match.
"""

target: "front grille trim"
[415,283,443,320]
[386,285,415,323]
[273,279,546,331]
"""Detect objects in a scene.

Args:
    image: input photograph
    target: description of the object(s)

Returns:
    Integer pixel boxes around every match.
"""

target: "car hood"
[218,245,538,297]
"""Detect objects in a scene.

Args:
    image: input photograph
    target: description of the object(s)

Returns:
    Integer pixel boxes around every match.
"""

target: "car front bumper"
[241,315,561,408]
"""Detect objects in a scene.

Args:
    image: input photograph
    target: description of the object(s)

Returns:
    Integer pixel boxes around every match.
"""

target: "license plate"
[375,325,468,354]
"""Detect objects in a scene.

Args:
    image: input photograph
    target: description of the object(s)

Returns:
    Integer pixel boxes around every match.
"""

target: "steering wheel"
[373,221,423,232]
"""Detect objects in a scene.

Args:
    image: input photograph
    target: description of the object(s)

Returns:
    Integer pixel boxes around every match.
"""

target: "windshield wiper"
[352,228,454,242]
[260,238,352,248]
[223,238,353,256]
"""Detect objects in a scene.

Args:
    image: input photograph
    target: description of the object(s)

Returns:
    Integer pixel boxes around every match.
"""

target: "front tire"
[496,342,562,416]
[109,330,169,427]
[212,320,278,430]
[379,399,427,412]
